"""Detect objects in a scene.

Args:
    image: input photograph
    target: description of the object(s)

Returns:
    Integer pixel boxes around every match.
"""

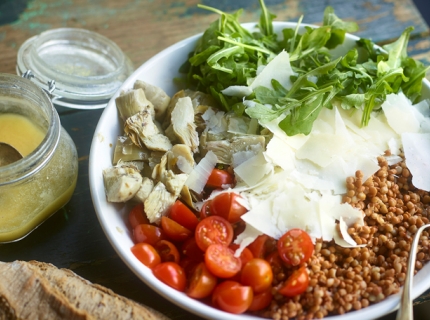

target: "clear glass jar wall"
[0,74,78,242]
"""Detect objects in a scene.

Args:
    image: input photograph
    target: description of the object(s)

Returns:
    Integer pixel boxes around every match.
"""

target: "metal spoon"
[0,142,23,167]
[396,223,430,320]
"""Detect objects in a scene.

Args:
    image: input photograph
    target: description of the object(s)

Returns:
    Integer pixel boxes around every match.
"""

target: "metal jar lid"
[16,28,134,109]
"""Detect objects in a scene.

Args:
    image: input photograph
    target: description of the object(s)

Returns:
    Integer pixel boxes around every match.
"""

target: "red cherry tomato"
[154,240,180,263]
[206,168,234,189]
[181,237,205,260]
[240,258,273,293]
[130,243,161,269]
[199,200,212,219]
[153,262,186,291]
[277,228,314,266]
[229,244,254,267]
[265,251,284,272]
[169,200,199,231]
[248,288,273,311]
[186,262,218,299]
[278,266,309,297]
[180,257,201,278]
[210,192,247,224]
[160,216,192,242]
[247,234,269,258]
[195,216,233,252]
[233,220,246,238]
[128,203,150,229]
[133,224,166,245]
[205,244,242,278]
[212,281,253,314]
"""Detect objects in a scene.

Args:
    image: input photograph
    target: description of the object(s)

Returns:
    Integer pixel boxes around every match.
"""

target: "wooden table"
[0,1,429,319]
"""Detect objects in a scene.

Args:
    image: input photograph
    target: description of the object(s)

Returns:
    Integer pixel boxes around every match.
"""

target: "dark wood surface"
[0,1,429,319]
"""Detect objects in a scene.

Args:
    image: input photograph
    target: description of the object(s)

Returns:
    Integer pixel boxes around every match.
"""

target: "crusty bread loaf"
[0,261,169,320]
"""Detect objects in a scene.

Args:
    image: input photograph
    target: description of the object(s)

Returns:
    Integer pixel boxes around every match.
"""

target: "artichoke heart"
[103,165,143,202]
[116,88,155,122]
[167,144,194,174]
[134,80,170,121]
[133,177,154,203]
[124,110,172,152]
[144,173,187,224]
[166,97,199,153]
[113,136,150,164]
[203,135,266,165]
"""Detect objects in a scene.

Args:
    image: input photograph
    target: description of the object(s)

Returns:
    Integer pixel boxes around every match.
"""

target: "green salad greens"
[181,0,429,136]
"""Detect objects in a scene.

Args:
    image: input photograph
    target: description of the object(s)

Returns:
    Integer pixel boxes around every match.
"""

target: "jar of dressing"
[0,74,78,243]
[0,28,133,242]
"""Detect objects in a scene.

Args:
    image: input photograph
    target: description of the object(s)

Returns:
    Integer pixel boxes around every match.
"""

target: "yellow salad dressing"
[0,113,78,242]
[0,113,45,156]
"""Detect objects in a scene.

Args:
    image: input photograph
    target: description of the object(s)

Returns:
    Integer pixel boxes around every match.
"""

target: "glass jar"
[16,28,133,110]
[0,73,78,243]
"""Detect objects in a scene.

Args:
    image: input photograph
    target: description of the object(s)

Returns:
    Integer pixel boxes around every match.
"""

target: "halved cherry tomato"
[277,228,314,266]
[229,244,254,268]
[181,237,204,260]
[153,262,186,291]
[128,203,149,229]
[240,258,273,293]
[247,234,269,258]
[210,192,247,224]
[169,200,199,231]
[205,244,242,278]
[154,240,180,263]
[278,266,309,297]
[195,216,233,252]
[206,168,234,189]
[180,257,201,278]
[248,288,273,311]
[212,281,253,314]
[199,200,212,219]
[133,224,166,245]
[130,243,161,269]
[265,251,284,272]
[186,262,217,299]
[160,216,192,242]
[233,220,246,239]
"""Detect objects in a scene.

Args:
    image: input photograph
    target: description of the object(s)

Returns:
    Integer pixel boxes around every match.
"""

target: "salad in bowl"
[89,1,430,319]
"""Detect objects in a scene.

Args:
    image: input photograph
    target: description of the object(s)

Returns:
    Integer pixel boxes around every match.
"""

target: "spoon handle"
[396,223,430,320]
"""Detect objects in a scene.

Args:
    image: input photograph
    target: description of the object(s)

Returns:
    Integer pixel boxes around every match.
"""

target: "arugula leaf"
[279,90,327,136]
[245,102,284,121]
[258,0,275,36]
[183,0,428,137]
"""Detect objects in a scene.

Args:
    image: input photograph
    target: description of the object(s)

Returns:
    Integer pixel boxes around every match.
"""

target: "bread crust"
[0,261,169,320]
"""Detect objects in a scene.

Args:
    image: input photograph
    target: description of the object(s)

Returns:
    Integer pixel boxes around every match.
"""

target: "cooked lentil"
[258,155,430,319]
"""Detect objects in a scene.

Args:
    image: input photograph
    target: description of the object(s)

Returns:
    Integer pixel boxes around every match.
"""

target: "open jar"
[0,74,78,243]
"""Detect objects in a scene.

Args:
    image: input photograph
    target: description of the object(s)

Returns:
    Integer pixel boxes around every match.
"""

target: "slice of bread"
[0,260,169,320]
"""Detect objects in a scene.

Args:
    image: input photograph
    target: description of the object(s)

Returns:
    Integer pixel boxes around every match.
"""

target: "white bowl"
[89,22,430,320]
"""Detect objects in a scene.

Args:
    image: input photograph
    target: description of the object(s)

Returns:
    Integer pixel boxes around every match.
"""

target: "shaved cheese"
[234,152,273,186]
[382,93,420,134]
[250,51,295,90]
[232,150,257,168]
[337,217,359,247]
[402,132,430,191]
[233,224,263,256]
[185,151,217,193]
[296,133,352,168]
[176,155,193,174]
[201,108,227,134]
[223,51,295,98]
[264,135,296,172]
[221,85,252,97]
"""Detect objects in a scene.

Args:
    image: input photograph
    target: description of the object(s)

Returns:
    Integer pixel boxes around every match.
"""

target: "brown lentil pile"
[259,155,430,320]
